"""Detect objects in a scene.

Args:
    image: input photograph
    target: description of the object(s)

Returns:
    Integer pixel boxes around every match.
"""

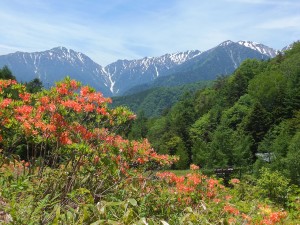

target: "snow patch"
[237,40,277,57]
[154,65,159,77]
[108,73,115,93]
[168,50,202,65]
[22,54,27,64]
[77,53,85,64]
[229,50,238,69]
[219,40,234,47]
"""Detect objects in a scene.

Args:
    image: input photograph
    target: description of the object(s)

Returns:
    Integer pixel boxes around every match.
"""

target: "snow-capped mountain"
[104,50,201,94]
[237,41,277,57]
[0,47,202,96]
[0,47,112,95]
[0,40,283,96]
[281,41,300,52]
[216,40,277,56]
[160,40,274,81]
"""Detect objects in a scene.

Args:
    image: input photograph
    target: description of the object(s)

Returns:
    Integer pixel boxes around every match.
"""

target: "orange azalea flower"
[207,178,219,188]
[263,211,287,224]
[48,103,56,112]
[230,178,240,184]
[206,191,215,198]
[46,124,56,132]
[15,105,33,115]
[242,213,252,222]
[186,173,201,185]
[174,176,185,183]
[136,157,145,164]
[190,164,200,170]
[19,93,31,102]
[225,195,232,200]
[80,86,90,96]
[70,80,78,89]
[260,218,273,225]
[213,198,221,204]
[59,132,72,145]
[176,183,194,193]
[96,107,107,115]
[40,96,50,105]
[0,98,12,108]
[84,103,94,112]
[57,83,68,95]
[23,121,31,130]
[228,217,236,224]
[61,100,82,112]
[224,204,240,215]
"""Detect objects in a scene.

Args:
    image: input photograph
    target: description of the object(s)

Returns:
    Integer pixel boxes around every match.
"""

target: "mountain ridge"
[0,40,291,96]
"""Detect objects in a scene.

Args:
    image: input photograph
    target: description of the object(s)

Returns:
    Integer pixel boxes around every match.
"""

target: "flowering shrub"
[0,78,175,168]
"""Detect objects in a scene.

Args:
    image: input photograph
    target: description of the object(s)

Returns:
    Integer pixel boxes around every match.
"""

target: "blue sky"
[0,0,299,65]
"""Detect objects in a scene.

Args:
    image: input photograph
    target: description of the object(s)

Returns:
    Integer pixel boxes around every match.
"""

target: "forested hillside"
[127,42,300,186]
[111,81,211,117]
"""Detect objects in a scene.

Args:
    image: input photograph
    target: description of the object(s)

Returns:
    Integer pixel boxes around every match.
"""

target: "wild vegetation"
[127,42,300,184]
[0,43,299,224]
[111,81,211,118]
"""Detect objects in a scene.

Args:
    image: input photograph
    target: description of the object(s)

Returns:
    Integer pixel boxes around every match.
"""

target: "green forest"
[0,43,299,224]
[111,81,211,118]
[125,42,300,186]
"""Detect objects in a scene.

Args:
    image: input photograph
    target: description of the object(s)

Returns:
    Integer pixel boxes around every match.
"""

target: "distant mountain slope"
[237,41,277,57]
[112,40,277,95]
[0,40,281,96]
[111,80,211,117]
[104,50,201,95]
[0,47,112,95]
[175,40,274,78]
[123,40,277,94]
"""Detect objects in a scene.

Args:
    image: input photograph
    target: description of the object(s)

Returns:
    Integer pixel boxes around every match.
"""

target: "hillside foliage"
[127,42,300,185]
[0,44,299,224]
[111,81,211,118]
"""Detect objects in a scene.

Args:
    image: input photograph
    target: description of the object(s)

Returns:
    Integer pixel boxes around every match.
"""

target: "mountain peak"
[167,50,202,64]
[46,47,96,65]
[51,46,69,51]
[216,40,276,58]
[237,40,277,57]
[219,40,234,47]
[238,40,259,46]
[282,41,300,52]
[50,46,75,55]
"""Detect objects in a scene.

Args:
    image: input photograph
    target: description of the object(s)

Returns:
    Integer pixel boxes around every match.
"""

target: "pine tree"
[244,102,271,159]
[0,65,16,80]
[26,78,43,93]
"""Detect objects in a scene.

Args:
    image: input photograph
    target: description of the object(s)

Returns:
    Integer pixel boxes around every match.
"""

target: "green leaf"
[128,198,137,206]
[90,220,106,225]
[52,206,60,225]
[107,220,120,225]
[184,207,193,213]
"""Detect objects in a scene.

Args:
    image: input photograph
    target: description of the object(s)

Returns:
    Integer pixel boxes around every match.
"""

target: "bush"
[257,167,290,205]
